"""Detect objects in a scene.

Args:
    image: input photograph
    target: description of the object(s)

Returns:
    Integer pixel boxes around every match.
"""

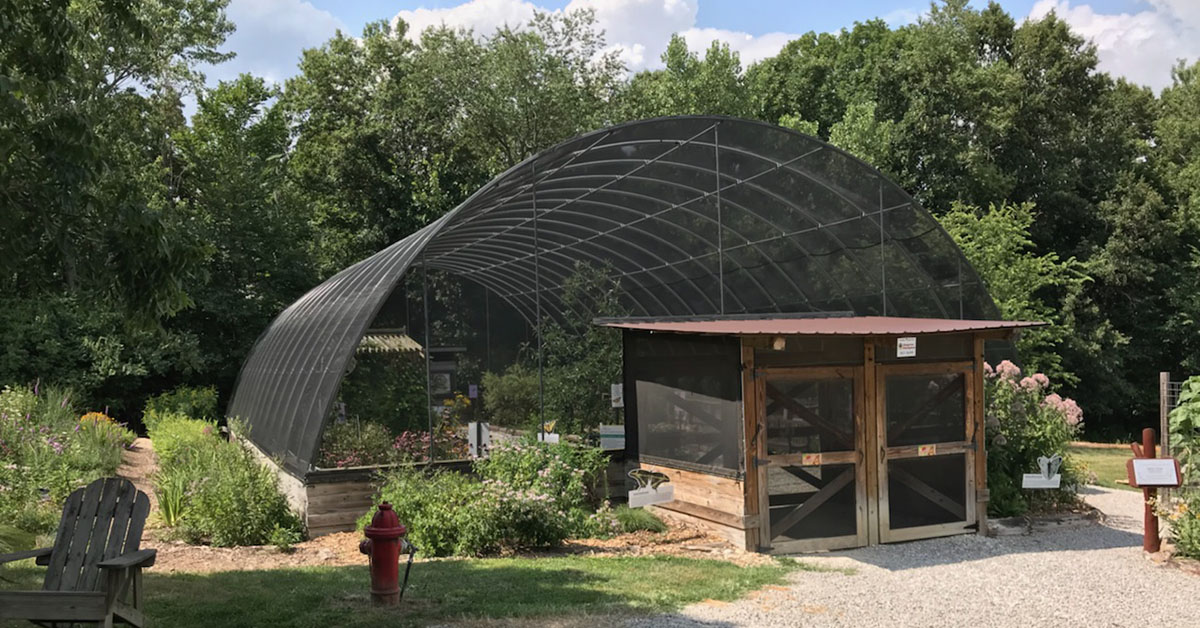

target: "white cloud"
[1029,0,1200,91]
[205,0,345,86]
[393,0,799,72]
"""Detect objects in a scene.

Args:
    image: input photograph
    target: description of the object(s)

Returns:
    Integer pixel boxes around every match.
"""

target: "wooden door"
[756,366,868,553]
[875,361,977,543]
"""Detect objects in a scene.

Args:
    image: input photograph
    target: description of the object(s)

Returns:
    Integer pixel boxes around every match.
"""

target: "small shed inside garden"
[608,315,1043,553]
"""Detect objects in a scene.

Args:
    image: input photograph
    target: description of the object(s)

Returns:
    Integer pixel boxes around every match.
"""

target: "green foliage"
[334,353,427,436]
[364,440,613,556]
[0,385,135,535]
[539,262,628,437]
[482,365,539,428]
[984,362,1084,517]
[144,386,219,425]
[146,413,219,468]
[940,202,1097,385]
[317,420,395,468]
[613,505,668,534]
[1168,377,1200,485]
[620,35,750,119]
[148,414,303,546]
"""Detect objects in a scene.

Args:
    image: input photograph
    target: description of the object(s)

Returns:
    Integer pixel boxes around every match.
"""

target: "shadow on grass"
[2,555,786,627]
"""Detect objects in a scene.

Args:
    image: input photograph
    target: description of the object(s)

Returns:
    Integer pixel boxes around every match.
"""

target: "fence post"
[1160,372,1170,457]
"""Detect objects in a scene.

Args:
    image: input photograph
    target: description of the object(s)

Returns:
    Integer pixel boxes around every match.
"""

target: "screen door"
[758,367,867,553]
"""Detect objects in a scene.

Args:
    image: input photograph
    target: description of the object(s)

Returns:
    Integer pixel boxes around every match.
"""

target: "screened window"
[625,331,743,475]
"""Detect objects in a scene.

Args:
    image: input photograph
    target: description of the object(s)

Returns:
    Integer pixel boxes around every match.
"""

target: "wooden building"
[609,315,1043,554]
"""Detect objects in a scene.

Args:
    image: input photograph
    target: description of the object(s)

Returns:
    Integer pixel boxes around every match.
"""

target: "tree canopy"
[2,0,1197,437]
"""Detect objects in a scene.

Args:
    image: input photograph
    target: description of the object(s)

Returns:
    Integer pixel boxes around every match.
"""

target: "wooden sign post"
[1127,427,1182,553]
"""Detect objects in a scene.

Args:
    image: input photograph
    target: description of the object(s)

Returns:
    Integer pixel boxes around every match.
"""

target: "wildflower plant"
[1164,376,1200,558]
[984,360,1084,516]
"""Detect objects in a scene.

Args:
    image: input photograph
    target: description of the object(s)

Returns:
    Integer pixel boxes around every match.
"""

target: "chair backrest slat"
[43,478,149,592]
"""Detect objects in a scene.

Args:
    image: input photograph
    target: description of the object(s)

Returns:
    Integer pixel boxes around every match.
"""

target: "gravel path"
[630,487,1200,627]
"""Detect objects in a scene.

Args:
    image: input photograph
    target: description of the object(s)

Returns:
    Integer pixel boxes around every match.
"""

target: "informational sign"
[468,384,479,399]
[1127,458,1181,487]
[628,469,674,508]
[537,432,560,444]
[897,336,917,358]
[1022,454,1063,489]
[599,424,625,451]
[1022,473,1062,489]
[918,444,936,457]
[468,421,490,458]
[610,383,624,408]
[801,453,822,466]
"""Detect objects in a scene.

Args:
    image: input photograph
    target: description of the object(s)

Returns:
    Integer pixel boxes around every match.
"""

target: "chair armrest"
[0,547,51,565]
[97,549,156,570]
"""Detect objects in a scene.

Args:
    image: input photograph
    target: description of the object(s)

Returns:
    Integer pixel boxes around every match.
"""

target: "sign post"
[1126,428,1182,553]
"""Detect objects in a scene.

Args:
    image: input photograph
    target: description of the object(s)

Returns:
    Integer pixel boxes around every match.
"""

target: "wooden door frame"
[874,359,978,543]
[753,365,868,553]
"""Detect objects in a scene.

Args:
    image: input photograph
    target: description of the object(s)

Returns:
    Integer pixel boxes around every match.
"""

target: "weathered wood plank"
[0,591,107,620]
[79,478,124,591]
[52,477,105,591]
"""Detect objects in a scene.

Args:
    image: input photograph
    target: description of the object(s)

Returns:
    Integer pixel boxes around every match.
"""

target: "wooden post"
[1140,427,1160,554]
[740,340,760,552]
[1160,372,1171,458]
[973,336,988,536]
[863,339,879,546]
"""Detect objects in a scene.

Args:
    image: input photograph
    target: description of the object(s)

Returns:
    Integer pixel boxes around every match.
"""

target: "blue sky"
[204,1,1199,95]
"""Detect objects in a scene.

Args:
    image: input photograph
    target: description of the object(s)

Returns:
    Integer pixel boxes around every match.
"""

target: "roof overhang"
[596,315,1046,337]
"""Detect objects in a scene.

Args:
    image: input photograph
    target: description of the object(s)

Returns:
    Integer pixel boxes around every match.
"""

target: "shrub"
[1165,376,1200,558]
[143,386,219,426]
[613,505,667,534]
[985,361,1084,517]
[148,412,219,468]
[149,413,303,547]
[317,420,394,468]
[364,441,612,557]
[475,439,608,512]
[481,364,539,427]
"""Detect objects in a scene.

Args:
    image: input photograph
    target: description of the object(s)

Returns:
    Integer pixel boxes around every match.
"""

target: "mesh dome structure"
[227,116,1002,476]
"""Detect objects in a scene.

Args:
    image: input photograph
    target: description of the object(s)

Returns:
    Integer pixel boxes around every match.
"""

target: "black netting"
[625,331,743,475]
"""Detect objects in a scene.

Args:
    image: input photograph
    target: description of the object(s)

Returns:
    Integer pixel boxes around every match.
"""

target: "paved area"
[631,487,1200,627]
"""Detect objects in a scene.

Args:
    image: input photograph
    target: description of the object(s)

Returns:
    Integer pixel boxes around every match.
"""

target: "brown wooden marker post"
[1138,428,1160,553]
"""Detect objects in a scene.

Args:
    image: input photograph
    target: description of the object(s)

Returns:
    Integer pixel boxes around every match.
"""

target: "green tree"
[620,35,751,119]
[939,201,1096,384]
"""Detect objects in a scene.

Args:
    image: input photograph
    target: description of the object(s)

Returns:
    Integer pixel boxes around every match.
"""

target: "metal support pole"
[879,180,886,316]
[533,159,545,435]
[714,123,726,315]
[422,257,434,464]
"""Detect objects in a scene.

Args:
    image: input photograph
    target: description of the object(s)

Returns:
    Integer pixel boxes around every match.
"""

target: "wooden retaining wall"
[639,462,756,551]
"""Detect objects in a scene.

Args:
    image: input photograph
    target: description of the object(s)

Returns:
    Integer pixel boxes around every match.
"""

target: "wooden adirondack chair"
[0,477,155,627]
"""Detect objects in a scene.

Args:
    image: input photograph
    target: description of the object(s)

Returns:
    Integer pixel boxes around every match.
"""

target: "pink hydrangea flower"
[983,362,994,377]
[1019,374,1049,391]
[995,360,1021,379]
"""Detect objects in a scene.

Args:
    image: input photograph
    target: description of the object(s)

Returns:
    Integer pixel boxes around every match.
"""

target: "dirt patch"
[142,531,366,574]
[118,437,158,513]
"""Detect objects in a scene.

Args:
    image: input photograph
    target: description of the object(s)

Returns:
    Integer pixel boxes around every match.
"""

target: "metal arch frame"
[226,115,1003,477]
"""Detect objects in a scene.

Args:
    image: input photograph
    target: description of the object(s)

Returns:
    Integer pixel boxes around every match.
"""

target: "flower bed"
[362,439,657,557]
[0,384,135,535]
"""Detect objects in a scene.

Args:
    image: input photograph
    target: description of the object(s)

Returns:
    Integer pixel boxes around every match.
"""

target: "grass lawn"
[1069,444,1136,491]
[0,555,805,627]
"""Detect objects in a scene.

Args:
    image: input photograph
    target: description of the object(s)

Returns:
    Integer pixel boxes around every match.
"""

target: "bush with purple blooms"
[984,361,1084,517]
[0,383,135,535]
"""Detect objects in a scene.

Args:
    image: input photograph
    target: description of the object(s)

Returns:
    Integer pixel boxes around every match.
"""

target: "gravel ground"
[630,487,1200,627]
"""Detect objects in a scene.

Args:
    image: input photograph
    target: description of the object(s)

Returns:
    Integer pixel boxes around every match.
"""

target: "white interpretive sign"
[629,484,674,508]
[1022,473,1062,489]
[599,424,625,451]
[611,383,624,408]
[628,469,674,508]
[468,421,490,458]
[897,336,917,358]
[1130,458,1181,487]
[537,432,560,444]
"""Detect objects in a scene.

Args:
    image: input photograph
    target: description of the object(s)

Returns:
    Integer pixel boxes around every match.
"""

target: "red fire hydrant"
[359,502,408,606]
